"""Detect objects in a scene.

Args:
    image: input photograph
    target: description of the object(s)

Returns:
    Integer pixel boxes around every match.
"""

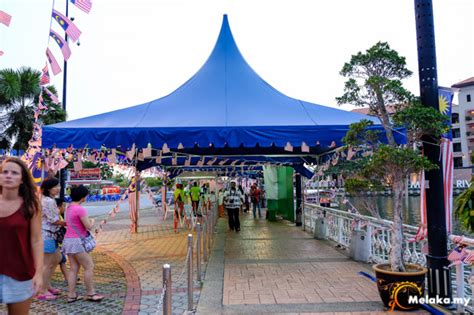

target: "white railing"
[303,202,472,312]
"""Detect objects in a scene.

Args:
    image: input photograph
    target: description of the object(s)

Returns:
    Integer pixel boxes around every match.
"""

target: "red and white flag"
[70,0,92,14]
[52,9,82,42]
[46,48,62,75]
[44,87,60,104]
[441,138,453,234]
[0,10,12,27]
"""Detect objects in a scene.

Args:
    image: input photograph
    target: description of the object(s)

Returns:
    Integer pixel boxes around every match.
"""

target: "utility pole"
[414,0,451,301]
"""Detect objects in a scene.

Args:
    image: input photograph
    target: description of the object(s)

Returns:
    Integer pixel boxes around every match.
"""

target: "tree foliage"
[0,67,66,151]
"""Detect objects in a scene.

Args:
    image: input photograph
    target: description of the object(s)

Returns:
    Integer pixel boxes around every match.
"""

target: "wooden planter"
[373,263,428,311]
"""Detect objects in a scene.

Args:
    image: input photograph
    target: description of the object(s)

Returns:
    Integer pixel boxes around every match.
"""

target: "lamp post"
[414,0,451,301]
[59,0,69,201]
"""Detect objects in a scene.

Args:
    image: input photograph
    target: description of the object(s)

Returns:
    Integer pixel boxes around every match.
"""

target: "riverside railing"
[303,202,472,312]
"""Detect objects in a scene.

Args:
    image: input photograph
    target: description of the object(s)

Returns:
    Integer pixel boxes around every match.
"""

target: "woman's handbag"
[53,226,67,244]
[80,231,96,253]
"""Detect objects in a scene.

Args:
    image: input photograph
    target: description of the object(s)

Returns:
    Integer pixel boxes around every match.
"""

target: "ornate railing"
[302,202,472,312]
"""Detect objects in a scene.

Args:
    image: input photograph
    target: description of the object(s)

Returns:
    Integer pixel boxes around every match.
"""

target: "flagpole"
[59,0,69,201]
[414,0,451,301]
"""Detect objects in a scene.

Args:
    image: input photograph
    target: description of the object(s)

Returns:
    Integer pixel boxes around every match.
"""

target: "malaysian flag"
[46,48,61,75]
[70,0,92,14]
[50,29,71,61]
[29,152,43,186]
[0,10,12,27]
[40,64,50,85]
[43,87,60,104]
[439,87,454,234]
[52,9,82,42]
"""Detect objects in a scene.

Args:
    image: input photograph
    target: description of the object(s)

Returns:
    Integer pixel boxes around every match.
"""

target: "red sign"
[69,168,101,180]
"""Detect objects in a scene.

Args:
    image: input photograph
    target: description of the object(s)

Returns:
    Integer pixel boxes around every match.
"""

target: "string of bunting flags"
[0,9,12,56]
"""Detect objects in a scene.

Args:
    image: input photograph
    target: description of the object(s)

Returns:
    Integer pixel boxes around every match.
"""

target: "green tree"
[336,42,448,272]
[0,67,66,151]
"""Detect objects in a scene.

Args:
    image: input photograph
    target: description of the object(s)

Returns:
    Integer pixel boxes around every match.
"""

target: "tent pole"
[295,173,302,226]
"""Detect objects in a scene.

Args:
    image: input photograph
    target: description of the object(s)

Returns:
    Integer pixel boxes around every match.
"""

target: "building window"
[454,157,463,167]
[453,128,461,138]
[468,94,472,102]
[452,113,460,124]
[453,143,462,152]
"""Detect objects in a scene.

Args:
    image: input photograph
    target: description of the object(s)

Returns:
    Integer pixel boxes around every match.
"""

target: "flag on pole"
[46,48,62,75]
[0,10,12,27]
[128,174,140,233]
[70,0,92,14]
[43,87,60,104]
[50,29,71,61]
[52,9,82,42]
[40,64,50,85]
[439,87,454,234]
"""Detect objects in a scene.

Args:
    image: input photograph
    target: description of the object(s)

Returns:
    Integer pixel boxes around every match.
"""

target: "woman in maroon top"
[0,157,43,314]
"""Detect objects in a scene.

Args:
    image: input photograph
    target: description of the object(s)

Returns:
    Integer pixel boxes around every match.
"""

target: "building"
[452,77,474,168]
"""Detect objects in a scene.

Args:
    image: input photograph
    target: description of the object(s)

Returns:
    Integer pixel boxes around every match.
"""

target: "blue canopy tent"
[43,15,388,154]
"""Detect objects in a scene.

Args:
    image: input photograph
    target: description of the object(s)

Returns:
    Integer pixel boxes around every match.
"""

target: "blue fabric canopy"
[43,15,382,150]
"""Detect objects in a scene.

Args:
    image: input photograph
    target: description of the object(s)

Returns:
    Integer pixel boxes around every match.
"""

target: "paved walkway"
[197,212,429,315]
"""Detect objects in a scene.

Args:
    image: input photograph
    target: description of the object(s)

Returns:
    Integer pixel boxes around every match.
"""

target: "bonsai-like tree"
[336,42,448,272]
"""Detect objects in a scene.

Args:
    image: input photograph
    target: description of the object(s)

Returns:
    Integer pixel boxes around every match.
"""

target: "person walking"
[173,183,185,232]
[37,177,66,300]
[250,184,262,219]
[0,157,43,314]
[223,181,244,232]
[62,185,104,303]
[190,182,200,215]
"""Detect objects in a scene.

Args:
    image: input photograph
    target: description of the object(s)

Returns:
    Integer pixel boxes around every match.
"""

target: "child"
[55,198,70,285]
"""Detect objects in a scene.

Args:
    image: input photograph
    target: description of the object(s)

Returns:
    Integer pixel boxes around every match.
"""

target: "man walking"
[190,182,201,215]
[223,181,244,232]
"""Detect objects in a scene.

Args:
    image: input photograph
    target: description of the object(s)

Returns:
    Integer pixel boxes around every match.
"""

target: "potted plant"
[335,42,449,310]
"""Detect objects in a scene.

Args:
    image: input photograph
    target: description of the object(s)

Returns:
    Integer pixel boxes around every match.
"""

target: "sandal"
[67,295,83,303]
[36,293,58,301]
[85,293,104,302]
[48,288,61,295]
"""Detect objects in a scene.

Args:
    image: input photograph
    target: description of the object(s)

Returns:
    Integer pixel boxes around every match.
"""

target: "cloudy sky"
[1,0,473,120]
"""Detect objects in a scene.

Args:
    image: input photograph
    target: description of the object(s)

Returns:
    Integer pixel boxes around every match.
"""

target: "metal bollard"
[203,221,208,262]
[163,264,172,315]
[187,234,193,311]
[196,223,202,282]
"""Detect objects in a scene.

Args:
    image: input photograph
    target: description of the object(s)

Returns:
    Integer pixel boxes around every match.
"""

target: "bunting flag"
[0,10,12,27]
[142,146,152,158]
[43,87,60,104]
[52,9,82,42]
[70,0,92,14]
[108,149,116,164]
[46,48,62,75]
[73,153,83,171]
[301,142,310,153]
[126,143,136,160]
[439,87,454,234]
[0,51,3,56]
[40,64,50,85]
[50,29,72,61]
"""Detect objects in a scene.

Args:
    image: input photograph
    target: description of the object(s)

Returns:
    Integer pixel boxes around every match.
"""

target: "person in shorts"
[0,157,43,313]
[62,185,104,303]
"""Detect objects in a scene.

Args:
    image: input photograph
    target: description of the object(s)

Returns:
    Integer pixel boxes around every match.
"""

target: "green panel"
[277,167,294,222]
[266,199,278,221]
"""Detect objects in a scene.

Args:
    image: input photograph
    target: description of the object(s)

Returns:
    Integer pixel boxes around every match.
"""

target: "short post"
[187,234,193,311]
[163,264,172,315]
[455,263,465,313]
[203,220,208,262]
[196,223,202,282]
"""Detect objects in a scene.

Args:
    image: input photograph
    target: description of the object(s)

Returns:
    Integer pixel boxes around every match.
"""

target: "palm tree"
[0,67,66,152]
[455,176,474,232]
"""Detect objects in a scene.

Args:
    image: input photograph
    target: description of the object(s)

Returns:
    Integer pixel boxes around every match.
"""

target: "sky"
[0,0,473,121]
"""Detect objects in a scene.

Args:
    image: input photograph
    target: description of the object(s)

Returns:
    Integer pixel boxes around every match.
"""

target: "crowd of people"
[0,157,103,314]
[171,179,265,234]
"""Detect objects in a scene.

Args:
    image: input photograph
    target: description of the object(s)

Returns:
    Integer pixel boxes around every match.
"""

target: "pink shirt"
[64,204,88,238]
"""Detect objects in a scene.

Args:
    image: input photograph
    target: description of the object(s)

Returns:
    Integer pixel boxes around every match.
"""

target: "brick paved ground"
[197,212,429,315]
